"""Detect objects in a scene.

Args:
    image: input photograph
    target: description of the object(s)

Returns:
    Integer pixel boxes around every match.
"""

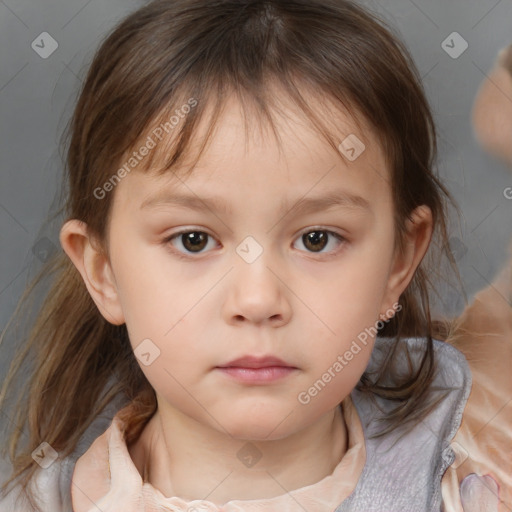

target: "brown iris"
[302,231,328,252]
[181,232,208,252]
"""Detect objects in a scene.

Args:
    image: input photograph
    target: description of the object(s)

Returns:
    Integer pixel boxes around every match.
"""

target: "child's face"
[69,96,427,440]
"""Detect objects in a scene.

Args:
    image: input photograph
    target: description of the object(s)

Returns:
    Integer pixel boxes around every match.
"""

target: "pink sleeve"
[444,239,512,511]
[71,417,144,512]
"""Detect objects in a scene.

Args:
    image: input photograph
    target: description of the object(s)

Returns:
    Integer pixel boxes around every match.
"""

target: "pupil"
[304,231,327,252]
[183,232,206,252]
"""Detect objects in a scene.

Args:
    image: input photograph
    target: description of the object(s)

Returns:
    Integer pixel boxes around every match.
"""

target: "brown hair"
[0,0,464,509]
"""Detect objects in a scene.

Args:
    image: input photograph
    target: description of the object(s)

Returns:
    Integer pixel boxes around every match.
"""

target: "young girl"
[0,1,510,511]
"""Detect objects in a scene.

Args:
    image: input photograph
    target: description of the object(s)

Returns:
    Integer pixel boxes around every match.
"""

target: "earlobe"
[59,219,125,325]
[380,205,433,316]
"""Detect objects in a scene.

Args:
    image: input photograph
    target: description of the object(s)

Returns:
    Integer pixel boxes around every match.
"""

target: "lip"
[217,355,295,369]
[215,355,298,384]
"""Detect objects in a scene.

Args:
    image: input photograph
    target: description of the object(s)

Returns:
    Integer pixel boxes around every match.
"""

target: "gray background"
[0,0,511,462]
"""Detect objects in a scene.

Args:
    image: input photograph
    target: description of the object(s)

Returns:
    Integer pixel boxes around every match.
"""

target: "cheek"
[302,251,391,331]
[128,314,208,410]
[293,338,374,433]
[290,283,384,410]
[135,358,209,426]
[295,246,391,376]
[111,242,196,338]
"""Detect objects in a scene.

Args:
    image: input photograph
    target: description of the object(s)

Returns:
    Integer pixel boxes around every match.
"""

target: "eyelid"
[296,225,347,238]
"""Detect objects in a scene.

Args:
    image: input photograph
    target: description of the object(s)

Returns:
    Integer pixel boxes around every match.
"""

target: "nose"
[222,244,292,327]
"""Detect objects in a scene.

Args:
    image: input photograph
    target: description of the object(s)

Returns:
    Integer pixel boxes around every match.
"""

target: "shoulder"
[339,337,472,510]
[364,336,473,429]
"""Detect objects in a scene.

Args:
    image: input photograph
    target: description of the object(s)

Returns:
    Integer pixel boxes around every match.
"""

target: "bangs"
[127,74,382,181]
[71,0,435,258]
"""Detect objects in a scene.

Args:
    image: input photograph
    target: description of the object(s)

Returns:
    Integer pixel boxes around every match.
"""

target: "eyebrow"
[139,190,372,216]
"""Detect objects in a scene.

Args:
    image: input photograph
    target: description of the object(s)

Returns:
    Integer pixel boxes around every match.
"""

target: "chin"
[227,423,291,442]
[223,408,301,441]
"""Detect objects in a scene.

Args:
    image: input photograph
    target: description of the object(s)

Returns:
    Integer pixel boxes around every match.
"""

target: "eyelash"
[161,227,347,260]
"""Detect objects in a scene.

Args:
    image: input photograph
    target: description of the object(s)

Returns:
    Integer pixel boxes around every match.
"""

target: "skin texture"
[60,95,432,503]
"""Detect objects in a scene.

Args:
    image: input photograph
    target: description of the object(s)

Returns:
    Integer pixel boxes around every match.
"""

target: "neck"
[129,402,347,504]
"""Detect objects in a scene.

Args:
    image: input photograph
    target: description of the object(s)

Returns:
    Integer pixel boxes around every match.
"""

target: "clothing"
[1,243,511,511]
[0,393,127,512]
[71,392,365,512]
[71,337,473,512]
[441,245,512,512]
[0,335,504,512]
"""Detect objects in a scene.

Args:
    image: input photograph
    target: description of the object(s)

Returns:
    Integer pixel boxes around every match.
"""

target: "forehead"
[111,92,391,217]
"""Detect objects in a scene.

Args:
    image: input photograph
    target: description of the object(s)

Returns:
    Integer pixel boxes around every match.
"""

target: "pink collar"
[71,395,365,512]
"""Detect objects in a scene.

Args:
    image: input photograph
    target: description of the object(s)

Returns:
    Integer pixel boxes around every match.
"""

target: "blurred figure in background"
[472,43,512,169]
[443,42,512,511]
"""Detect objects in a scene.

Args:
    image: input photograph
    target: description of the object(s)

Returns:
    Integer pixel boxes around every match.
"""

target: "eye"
[162,227,346,259]
[293,228,346,255]
[163,230,218,256]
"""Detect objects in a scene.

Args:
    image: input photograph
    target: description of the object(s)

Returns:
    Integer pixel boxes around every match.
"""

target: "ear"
[380,205,433,318]
[59,219,125,325]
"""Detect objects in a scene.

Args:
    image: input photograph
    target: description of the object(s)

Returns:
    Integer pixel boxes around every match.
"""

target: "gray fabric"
[335,337,472,512]
[0,336,471,511]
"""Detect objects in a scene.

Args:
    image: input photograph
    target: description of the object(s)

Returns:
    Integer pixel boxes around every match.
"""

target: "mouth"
[215,355,298,384]
[216,355,296,369]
